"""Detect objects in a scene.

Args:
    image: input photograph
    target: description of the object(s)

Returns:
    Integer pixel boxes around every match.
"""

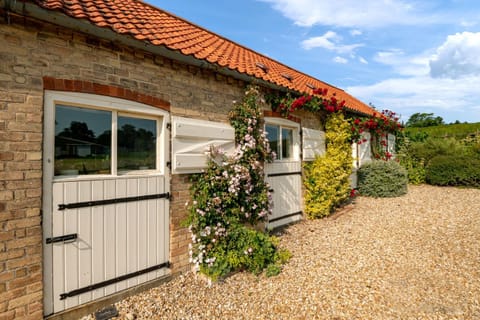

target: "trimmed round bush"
[357,160,408,197]
[426,155,480,187]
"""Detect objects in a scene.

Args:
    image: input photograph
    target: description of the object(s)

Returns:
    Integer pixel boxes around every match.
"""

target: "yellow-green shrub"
[304,112,353,218]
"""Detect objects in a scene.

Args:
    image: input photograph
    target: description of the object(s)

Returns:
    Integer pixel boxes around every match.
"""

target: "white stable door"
[43,92,170,316]
[265,118,302,229]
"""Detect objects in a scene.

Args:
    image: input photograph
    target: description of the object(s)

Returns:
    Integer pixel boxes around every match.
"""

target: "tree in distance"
[406,112,444,128]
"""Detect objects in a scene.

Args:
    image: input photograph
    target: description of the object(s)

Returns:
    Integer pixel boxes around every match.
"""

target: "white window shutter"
[359,131,371,166]
[302,128,326,161]
[171,116,235,174]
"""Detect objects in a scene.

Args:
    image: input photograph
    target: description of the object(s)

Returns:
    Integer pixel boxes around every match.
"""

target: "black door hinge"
[46,233,78,244]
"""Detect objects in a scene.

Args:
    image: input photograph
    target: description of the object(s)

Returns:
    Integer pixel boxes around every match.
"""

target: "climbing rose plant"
[187,86,290,280]
[350,109,403,160]
[268,89,402,217]
[267,90,354,217]
[267,88,345,117]
[268,90,402,158]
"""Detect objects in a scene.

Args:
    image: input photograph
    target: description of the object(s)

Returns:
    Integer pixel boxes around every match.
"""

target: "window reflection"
[117,116,156,171]
[55,105,111,175]
[282,128,293,159]
[266,124,280,157]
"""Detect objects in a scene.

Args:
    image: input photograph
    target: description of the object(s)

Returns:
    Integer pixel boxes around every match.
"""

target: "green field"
[405,122,480,140]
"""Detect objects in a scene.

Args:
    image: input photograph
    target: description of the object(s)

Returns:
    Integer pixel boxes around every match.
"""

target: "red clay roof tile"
[33,0,375,115]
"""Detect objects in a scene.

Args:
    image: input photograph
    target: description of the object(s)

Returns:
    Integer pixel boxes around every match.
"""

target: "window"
[266,124,295,160]
[265,124,280,157]
[282,127,293,159]
[54,104,159,176]
[117,116,156,171]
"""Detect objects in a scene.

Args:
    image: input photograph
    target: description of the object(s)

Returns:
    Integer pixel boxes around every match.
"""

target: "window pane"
[282,128,293,159]
[117,116,157,171]
[55,105,111,175]
[266,124,280,159]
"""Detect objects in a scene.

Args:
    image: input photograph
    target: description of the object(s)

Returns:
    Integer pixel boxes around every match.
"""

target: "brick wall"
[169,174,193,274]
[0,23,45,317]
[0,13,319,318]
[0,14,249,318]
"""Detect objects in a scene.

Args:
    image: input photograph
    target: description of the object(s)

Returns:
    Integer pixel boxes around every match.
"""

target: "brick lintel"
[42,76,170,112]
[263,110,301,124]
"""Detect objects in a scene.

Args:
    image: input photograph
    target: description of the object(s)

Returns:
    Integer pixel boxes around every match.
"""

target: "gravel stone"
[86,185,480,319]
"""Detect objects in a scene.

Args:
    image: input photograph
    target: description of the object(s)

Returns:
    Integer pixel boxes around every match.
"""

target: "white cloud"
[334,56,348,64]
[259,0,422,28]
[460,20,477,28]
[347,75,480,123]
[301,31,363,54]
[350,29,363,36]
[374,49,430,76]
[374,49,405,65]
[345,32,480,123]
[359,56,368,64]
[429,32,480,79]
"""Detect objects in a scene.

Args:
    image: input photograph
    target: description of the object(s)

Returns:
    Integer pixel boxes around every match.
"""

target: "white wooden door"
[49,176,169,312]
[43,92,170,315]
[265,162,303,229]
[265,119,302,229]
[387,133,396,159]
[358,131,372,166]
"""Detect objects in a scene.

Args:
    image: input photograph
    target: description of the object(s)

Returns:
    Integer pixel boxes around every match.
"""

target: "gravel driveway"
[87,185,480,319]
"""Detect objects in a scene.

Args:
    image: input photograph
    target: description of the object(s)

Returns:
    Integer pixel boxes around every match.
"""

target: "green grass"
[405,122,480,140]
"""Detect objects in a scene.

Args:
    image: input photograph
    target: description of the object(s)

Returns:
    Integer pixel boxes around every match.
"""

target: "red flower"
[350,189,359,198]
[313,88,329,96]
[364,119,378,130]
[291,96,307,110]
[354,118,361,125]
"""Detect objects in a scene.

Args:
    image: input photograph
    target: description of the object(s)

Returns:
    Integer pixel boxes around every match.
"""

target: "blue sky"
[151,0,480,123]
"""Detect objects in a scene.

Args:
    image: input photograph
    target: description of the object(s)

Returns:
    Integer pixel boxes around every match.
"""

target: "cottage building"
[0,0,377,318]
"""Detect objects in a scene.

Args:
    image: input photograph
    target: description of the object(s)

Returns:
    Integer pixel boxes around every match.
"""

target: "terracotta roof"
[33,0,375,116]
